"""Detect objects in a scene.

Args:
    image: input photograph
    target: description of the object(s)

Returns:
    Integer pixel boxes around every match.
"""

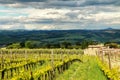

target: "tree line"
[6,40,98,49]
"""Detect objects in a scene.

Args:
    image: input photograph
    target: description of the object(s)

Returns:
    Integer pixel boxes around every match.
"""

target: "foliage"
[104,42,119,48]
[97,58,120,80]
[7,43,21,49]
[2,49,118,80]
[60,41,72,49]
[5,40,98,49]
[25,41,41,49]
[81,40,98,49]
[0,49,84,80]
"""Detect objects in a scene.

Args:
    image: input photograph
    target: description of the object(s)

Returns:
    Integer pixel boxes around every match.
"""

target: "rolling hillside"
[0,29,120,47]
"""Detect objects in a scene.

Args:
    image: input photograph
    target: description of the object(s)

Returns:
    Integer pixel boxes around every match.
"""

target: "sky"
[0,0,120,30]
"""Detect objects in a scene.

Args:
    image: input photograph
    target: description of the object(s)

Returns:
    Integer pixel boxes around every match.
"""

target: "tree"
[81,40,89,49]
[25,41,39,49]
[43,43,51,48]
[60,41,71,48]
[104,42,118,48]
[7,43,21,49]
[75,41,81,46]
[20,42,25,48]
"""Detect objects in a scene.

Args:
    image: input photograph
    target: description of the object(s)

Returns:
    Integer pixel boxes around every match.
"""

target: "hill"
[0,29,120,47]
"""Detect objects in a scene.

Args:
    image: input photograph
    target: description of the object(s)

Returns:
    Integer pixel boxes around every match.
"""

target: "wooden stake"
[101,51,104,63]
[51,49,55,79]
[108,52,111,69]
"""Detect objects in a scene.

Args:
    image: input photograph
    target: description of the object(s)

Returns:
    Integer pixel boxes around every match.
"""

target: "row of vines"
[97,49,120,80]
[0,49,83,80]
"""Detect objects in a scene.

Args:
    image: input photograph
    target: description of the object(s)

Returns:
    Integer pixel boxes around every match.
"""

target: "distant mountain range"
[103,27,114,30]
[0,29,120,47]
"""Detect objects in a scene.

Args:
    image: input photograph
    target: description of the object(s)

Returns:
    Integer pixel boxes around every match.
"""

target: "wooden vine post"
[51,49,55,79]
[101,51,104,63]
[108,51,111,70]
[10,49,12,61]
[25,49,28,61]
[1,50,3,69]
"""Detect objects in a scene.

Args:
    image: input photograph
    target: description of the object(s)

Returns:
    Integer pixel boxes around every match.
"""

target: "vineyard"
[0,49,119,80]
[0,49,83,80]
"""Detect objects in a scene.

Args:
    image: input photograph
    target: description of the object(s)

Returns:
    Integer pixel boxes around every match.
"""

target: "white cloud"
[77,11,120,25]
[24,24,56,30]
[0,25,12,29]
[85,6,120,26]
[94,12,120,21]
[106,20,120,25]
[0,3,120,30]
[0,24,25,30]
[6,3,25,8]
[26,8,70,20]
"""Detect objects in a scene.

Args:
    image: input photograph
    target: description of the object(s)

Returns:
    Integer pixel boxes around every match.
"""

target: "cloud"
[27,8,70,20]
[0,6,120,30]
[24,24,56,30]
[0,0,120,8]
[0,0,120,30]
[0,0,47,4]
[0,24,25,30]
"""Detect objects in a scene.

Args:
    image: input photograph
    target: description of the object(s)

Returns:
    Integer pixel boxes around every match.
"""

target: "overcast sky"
[0,0,120,30]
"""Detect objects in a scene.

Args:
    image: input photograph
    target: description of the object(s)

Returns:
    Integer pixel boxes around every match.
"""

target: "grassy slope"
[56,56,108,80]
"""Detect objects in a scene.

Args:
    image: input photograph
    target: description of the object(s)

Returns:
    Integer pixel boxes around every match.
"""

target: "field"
[0,49,119,80]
